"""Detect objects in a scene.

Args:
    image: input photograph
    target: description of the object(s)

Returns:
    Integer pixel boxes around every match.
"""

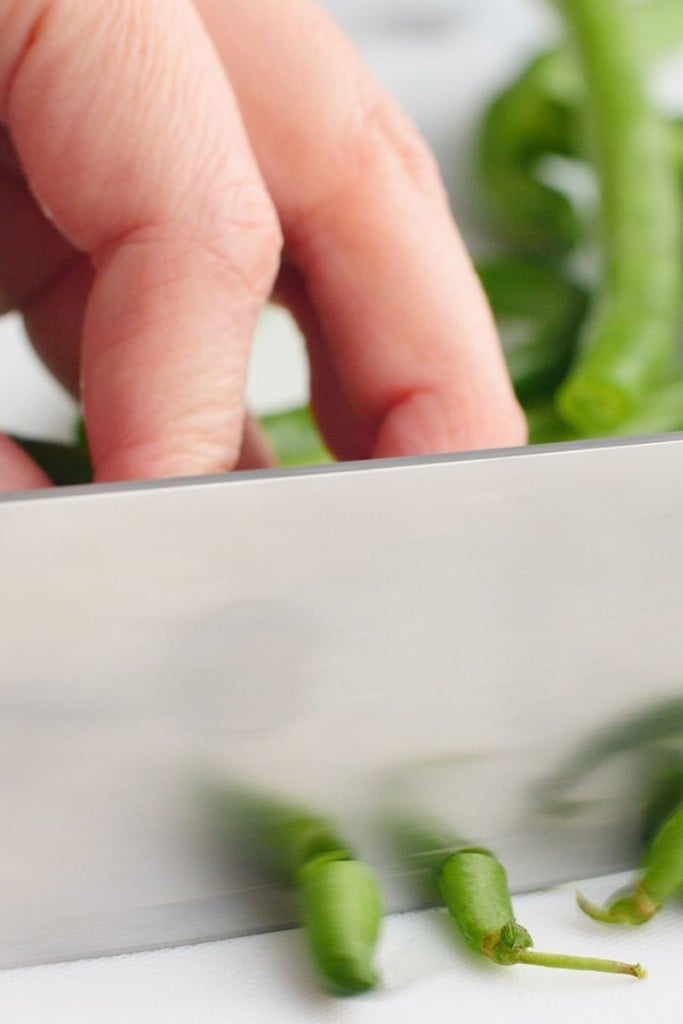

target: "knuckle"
[343,70,445,200]
[190,174,283,299]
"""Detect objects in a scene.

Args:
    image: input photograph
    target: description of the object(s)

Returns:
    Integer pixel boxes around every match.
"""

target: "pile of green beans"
[476,0,683,443]
[212,787,651,998]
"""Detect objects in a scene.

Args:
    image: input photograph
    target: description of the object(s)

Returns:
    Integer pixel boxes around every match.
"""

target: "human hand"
[0,0,525,491]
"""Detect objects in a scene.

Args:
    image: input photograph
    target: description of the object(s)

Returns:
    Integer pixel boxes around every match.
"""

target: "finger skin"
[0,165,76,314]
[0,126,86,392]
[235,414,276,471]
[0,435,50,492]
[0,0,282,482]
[23,257,92,394]
[197,0,526,456]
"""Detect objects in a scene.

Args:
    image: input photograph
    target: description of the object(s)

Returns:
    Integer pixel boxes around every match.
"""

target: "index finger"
[0,0,282,482]
[198,0,526,458]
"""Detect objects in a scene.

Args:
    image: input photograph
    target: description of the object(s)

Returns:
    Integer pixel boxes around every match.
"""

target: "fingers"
[0,0,282,482]
[197,0,527,457]
[235,414,276,471]
[23,256,92,395]
[0,435,50,492]
[0,155,77,315]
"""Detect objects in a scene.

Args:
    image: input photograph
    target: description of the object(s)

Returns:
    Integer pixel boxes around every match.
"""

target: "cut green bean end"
[484,921,533,965]
[317,955,379,997]
[515,947,646,979]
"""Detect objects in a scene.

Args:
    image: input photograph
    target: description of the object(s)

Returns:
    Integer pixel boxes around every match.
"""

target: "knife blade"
[1,436,681,968]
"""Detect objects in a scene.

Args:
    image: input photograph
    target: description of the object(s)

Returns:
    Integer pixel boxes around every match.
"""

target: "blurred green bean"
[477,257,588,404]
[476,49,582,256]
[260,406,331,466]
[554,0,683,433]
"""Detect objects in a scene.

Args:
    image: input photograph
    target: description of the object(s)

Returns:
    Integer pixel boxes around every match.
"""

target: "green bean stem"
[555,0,683,433]
[440,848,644,977]
[515,949,646,977]
[578,802,683,925]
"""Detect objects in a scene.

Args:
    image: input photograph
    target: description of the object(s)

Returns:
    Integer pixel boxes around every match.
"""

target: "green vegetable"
[477,257,588,403]
[74,416,89,455]
[476,49,582,256]
[231,795,353,884]
[631,0,683,66]
[639,750,683,849]
[388,812,644,978]
[675,120,683,186]
[578,802,683,925]
[208,786,382,996]
[537,696,683,812]
[602,378,683,436]
[10,435,93,486]
[554,0,683,433]
[440,847,644,976]
[297,854,383,996]
[260,406,331,467]
[524,401,579,445]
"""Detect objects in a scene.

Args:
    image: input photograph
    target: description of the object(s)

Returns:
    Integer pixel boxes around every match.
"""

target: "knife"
[1,435,681,968]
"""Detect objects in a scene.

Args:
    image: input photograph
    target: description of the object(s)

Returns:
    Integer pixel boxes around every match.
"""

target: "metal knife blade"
[1,437,681,968]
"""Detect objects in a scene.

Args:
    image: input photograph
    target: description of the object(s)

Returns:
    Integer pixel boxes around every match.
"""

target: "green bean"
[631,0,683,66]
[477,257,588,404]
[74,416,89,455]
[207,785,382,996]
[260,406,331,467]
[476,49,582,256]
[639,749,683,849]
[554,0,683,433]
[388,813,644,977]
[578,802,683,925]
[207,786,351,885]
[297,853,383,996]
[602,378,683,436]
[440,847,644,976]
[674,120,683,195]
[536,697,683,813]
[524,401,579,445]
